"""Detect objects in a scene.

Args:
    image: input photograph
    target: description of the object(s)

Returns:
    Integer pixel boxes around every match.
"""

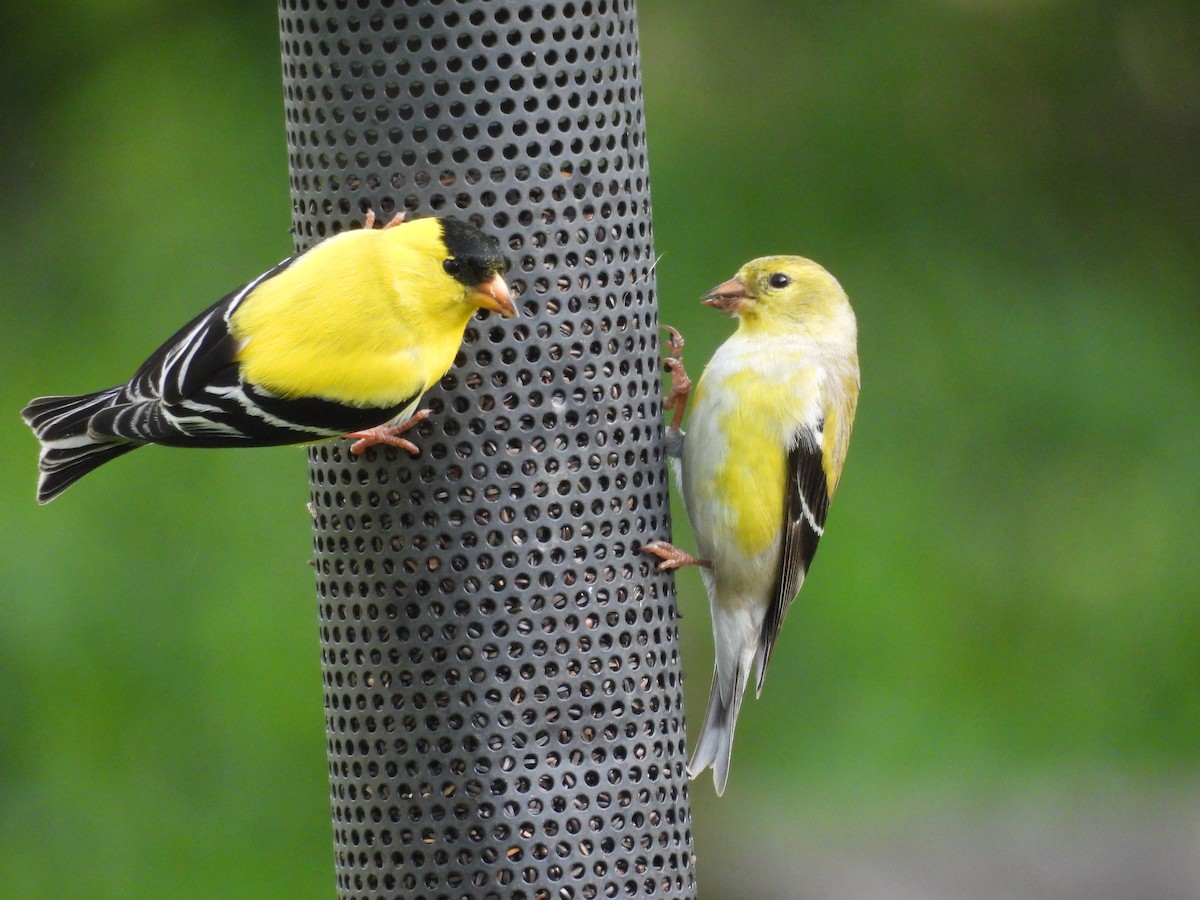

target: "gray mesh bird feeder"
[277,1,697,897]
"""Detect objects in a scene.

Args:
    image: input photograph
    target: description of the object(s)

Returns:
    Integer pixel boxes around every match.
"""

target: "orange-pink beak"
[473,273,517,318]
[700,277,750,315]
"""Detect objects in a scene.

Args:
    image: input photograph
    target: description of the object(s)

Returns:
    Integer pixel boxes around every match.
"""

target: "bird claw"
[663,324,685,359]
[639,540,712,572]
[345,408,432,457]
[362,209,407,230]
[659,325,691,430]
[663,361,692,412]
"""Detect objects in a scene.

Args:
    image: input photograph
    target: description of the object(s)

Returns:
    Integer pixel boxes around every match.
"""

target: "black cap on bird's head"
[440,217,516,318]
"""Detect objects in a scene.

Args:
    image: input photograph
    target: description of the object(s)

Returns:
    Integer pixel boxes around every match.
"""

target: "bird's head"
[701,256,852,335]
[438,217,516,318]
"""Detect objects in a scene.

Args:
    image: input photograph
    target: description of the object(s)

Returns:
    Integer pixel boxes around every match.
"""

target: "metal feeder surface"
[278,1,696,897]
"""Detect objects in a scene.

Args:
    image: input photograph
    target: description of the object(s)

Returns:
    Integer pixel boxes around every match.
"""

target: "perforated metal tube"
[278,2,696,897]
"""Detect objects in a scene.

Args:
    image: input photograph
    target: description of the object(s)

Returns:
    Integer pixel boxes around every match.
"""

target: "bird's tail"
[686,664,750,796]
[686,606,758,795]
[21,388,137,503]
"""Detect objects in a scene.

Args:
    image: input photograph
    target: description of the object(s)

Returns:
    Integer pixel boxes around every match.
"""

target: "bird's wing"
[124,255,297,407]
[91,251,425,446]
[754,421,829,695]
[86,256,342,445]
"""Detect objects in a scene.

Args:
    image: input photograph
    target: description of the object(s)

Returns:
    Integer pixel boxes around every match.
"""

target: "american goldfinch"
[642,256,860,794]
[21,212,514,504]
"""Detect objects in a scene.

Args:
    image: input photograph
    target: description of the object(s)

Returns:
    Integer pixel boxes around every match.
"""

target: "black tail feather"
[21,389,139,503]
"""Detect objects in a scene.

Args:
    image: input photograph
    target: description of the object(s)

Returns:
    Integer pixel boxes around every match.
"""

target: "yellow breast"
[687,368,792,560]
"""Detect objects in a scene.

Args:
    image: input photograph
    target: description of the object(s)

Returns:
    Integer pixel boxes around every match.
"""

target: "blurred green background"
[2,1,1198,897]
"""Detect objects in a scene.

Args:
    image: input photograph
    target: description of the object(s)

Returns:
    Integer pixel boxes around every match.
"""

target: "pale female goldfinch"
[642,256,860,795]
[21,212,515,503]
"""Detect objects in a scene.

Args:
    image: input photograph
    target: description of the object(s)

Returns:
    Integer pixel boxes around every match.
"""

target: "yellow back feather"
[822,374,859,496]
[230,219,477,407]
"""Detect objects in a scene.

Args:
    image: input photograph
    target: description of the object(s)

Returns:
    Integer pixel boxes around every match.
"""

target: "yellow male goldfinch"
[642,256,860,794]
[21,212,515,504]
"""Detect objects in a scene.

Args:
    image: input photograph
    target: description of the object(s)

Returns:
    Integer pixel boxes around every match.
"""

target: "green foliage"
[1,1,1197,896]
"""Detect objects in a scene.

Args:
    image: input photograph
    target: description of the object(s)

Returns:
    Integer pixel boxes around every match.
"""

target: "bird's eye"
[443,258,463,277]
[768,273,791,290]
